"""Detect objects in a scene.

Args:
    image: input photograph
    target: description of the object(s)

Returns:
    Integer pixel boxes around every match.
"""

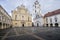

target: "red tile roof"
[44,9,60,17]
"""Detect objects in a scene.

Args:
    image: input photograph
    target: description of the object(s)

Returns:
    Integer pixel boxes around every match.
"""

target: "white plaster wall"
[33,17,44,26]
[47,14,60,27]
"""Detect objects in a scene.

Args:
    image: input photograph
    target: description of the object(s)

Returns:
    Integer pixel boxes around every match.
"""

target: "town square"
[0,0,60,40]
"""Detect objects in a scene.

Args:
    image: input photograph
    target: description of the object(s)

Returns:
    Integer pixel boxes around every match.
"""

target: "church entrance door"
[22,24,24,27]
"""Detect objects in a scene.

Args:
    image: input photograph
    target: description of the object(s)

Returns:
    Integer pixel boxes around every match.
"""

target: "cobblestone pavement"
[0,27,60,40]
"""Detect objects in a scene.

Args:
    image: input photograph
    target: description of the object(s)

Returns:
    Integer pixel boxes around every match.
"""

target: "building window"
[50,18,52,23]
[2,16,5,22]
[0,16,2,21]
[22,16,24,18]
[36,15,40,18]
[55,16,57,22]
[35,6,36,8]
[46,18,48,23]
[15,23,17,25]
[15,15,17,20]
[35,10,36,13]
[22,15,24,20]
[28,17,29,21]
[28,23,30,25]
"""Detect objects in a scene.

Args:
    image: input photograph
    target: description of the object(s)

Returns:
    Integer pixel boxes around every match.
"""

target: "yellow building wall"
[12,5,32,27]
[12,21,32,27]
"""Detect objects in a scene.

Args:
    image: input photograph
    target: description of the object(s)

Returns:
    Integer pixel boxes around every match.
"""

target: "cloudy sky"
[0,0,60,16]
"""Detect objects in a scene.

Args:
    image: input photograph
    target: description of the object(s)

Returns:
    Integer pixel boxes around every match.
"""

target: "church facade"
[12,5,32,27]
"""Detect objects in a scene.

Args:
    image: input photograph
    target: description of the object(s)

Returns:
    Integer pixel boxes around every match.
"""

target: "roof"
[44,9,60,17]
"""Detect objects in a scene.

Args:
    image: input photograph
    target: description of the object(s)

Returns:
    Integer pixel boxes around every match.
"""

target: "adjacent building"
[33,0,44,27]
[0,5,12,29]
[44,9,60,27]
[12,5,32,27]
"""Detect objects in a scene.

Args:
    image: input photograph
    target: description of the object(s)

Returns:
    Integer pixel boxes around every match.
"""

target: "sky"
[0,0,60,16]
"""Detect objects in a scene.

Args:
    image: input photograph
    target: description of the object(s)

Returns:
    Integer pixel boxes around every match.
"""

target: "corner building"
[0,5,12,29]
[44,9,60,27]
[12,5,32,27]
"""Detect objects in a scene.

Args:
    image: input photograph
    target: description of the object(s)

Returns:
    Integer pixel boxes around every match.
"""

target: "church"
[12,5,32,27]
[33,0,44,27]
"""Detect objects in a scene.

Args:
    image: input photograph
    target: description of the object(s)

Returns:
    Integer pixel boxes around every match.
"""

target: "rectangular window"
[2,16,5,22]
[0,16,2,21]
[50,18,52,23]
[55,16,57,22]
[22,15,24,21]
[28,17,29,21]
[15,15,17,20]
[35,10,36,13]
[46,18,48,23]
[28,23,30,25]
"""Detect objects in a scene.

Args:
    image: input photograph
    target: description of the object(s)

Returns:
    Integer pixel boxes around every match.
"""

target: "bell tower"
[33,0,42,19]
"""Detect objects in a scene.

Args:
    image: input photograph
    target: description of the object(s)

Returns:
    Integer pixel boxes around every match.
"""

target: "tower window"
[35,6,36,8]
[35,10,36,13]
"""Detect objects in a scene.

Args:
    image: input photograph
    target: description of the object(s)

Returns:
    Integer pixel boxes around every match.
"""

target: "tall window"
[15,15,17,20]
[2,16,5,22]
[35,10,36,13]
[50,18,52,23]
[55,16,57,22]
[0,16,2,21]
[22,16,24,20]
[46,18,48,23]
[28,17,29,21]
[36,15,40,18]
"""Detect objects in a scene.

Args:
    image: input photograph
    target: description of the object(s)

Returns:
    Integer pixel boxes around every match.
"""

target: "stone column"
[5,24,6,29]
[0,23,2,29]
[6,24,7,28]
[48,24,50,27]
[2,23,3,29]
[53,23,55,27]
[59,23,60,27]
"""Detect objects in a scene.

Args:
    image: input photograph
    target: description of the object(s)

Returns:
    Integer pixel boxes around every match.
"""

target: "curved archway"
[46,24,48,27]
[55,23,59,27]
[32,23,34,27]
[36,21,41,27]
[37,23,39,27]
[22,24,24,27]
[50,23,53,27]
